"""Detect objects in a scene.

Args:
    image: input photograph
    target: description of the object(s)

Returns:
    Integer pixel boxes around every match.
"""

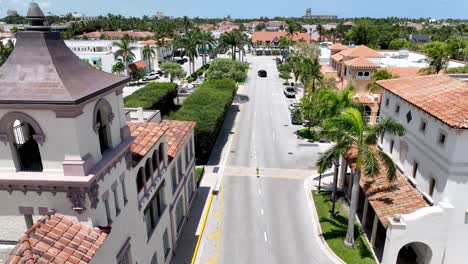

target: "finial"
[25,2,50,31]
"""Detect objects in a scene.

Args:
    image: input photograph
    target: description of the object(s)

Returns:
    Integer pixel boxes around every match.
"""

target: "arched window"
[136,167,145,192]
[145,158,152,182]
[93,99,114,154]
[364,72,370,77]
[358,72,364,77]
[0,112,45,172]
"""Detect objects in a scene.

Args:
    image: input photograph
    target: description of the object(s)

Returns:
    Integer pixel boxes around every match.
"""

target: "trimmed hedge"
[124,82,178,115]
[206,58,248,83]
[170,79,237,163]
[187,63,210,83]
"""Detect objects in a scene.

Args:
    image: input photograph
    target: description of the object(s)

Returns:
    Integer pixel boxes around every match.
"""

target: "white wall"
[380,90,468,263]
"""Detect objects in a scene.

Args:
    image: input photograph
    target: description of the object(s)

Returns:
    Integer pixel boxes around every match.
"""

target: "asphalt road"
[218,56,334,264]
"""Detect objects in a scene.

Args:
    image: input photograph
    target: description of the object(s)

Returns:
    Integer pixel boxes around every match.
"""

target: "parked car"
[258,70,267,77]
[209,53,217,59]
[291,110,303,125]
[284,87,296,98]
[143,72,159,81]
[289,103,301,112]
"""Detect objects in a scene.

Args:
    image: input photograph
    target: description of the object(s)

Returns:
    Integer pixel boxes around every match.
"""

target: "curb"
[190,192,214,264]
[304,175,347,264]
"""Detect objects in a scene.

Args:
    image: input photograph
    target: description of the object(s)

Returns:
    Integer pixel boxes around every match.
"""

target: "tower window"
[93,99,114,154]
[12,120,43,172]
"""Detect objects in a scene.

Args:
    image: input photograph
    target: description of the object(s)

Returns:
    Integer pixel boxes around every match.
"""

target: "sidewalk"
[170,84,246,264]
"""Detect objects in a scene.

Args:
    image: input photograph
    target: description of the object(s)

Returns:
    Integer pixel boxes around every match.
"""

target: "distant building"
[409,34,430,45]
[80,31,155,40]
[265,20,288,31]
[303,8,338,20]
[251,31,311,55]
[6,10,18,17]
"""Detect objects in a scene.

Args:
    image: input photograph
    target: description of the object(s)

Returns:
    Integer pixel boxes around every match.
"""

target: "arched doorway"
[397,242,432,264]
[364,105,372,122]
[12,120,43,172]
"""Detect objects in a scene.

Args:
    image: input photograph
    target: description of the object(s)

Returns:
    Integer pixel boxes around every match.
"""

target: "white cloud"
[39,1,51,8]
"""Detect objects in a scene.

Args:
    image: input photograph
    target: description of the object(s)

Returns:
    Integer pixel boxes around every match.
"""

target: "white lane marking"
[258,188,262,195]
[264,232,268,242]
[272,132,276,140]
[261,208,264,215]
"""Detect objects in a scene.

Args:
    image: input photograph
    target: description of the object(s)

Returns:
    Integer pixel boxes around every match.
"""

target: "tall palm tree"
[279,36,294,56]
[315,24,324,42]
[178,31,200,74]
[286,20,300,38]
[219,30,242,61]
[299,57,321,92]
[182,16,193,34]
[317,108,405,247]
[198,31,216,65]
[113,38,135,76]
[142,44,156,72]
[367,69,394,92]
[288,50,303,84]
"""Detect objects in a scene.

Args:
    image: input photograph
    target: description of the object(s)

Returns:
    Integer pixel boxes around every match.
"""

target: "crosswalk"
[222,166,317,179]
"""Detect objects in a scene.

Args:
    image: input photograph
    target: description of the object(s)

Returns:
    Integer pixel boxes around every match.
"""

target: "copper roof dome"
[0,3,129,105]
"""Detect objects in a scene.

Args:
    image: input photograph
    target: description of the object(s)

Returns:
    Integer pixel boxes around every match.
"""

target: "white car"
[284,87,296,98]
[143,72,159,81]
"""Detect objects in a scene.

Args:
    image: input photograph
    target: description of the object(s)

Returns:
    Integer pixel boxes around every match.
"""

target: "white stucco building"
[65,39,173,74]
[0,4,196,264]
[338,74,468,264]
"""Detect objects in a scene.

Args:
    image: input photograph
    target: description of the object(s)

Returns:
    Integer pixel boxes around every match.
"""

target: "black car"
[258,70,267,77]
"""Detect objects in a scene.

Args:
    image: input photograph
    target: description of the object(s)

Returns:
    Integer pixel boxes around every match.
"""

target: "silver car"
[284,87,296,98]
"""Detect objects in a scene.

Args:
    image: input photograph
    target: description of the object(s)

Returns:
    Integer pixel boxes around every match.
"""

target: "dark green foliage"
[446,64,468,73]
[187,64,210,83]
[170,79,237,163]
[124,82,178,115]
[206,58,248,83]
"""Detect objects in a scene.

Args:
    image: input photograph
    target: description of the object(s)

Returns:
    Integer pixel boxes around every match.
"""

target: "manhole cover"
[284,124,288,127]
[288,152,293,155]
[213,167,220,173]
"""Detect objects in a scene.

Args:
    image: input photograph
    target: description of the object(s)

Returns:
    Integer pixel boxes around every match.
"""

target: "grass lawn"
[312,191,376,264]
[296,128,320,141]
[195,166,205,185]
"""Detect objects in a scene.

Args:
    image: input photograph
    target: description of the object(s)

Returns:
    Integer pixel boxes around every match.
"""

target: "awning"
[128,60,146,71]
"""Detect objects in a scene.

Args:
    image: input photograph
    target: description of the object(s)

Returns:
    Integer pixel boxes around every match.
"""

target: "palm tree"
[288,50,303,84]
[111,61,125,76]
[219,30,242,61]
[299,57,321,92]
[286,20,300,38]
[198,31,216,65]
[279,36,294,56]
[142,44,156,72]
[177,31,200,74]
[315,24,324,42]
[367,69,394,92]
[317,108,405,247]
[181,16,193,34]
[113,38,135,76]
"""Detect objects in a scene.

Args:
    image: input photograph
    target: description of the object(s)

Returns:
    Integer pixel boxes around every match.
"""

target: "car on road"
[258,70,267,77]
[284,87,296,98]
[209,53,217,59]
[143,72,159,81]
[289,103,301,112]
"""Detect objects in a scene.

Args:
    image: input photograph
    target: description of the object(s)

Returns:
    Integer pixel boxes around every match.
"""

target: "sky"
[0,0,467,19]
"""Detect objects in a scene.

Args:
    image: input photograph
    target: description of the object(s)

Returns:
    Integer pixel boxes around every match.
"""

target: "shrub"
[170,79,237,163]
[272,50,281,56]
[124,82,178,115]
[206,58,248,83]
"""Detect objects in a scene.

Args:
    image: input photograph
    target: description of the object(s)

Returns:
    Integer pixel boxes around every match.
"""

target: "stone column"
[362,198,369,227]
[370,214,379,246]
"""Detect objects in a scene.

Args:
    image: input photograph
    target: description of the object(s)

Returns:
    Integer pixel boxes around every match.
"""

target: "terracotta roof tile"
[344,57,379,68]
[345,147,429,226]
[7,213,107,264]
[384,67,424,78]
[160,120,196,159]
[331,53,344,62]
[339,45,385,59]
[128,60,146,71]
[328,43,348,51]
[377,75,468,128]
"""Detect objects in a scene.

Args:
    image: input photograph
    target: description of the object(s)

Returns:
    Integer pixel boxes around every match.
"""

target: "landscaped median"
[170,79,237,164]
[312,191,376,264]
[124,82,178,115]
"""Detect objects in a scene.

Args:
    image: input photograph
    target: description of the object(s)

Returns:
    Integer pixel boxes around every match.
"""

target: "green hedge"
[187,64,210,83]
[124,82,178,115]
[170,79,237,163]
[206,58,248,83]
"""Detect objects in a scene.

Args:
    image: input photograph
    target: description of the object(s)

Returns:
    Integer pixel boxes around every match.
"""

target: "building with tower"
[0,3,197,264]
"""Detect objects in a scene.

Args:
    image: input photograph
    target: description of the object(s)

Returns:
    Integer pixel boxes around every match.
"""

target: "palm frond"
[360,144,380,178]
[373,117,405,137]
[316,139,353,173]
[378,149,397,182]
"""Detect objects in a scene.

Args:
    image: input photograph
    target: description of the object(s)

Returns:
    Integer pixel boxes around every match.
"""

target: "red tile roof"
[385,67,424,78]
[160,120,196,159]
[377,75,468,128]
[320,65,337,74]
[128,60,146,71]
[328,43,348,51]
[345,147,429,226]
[361,168,429,226]
[252,31,311,43]
[331,53,344,62]
[128,122,167,162]
[344,57,379,68]
[128,120,195,162]
[339,45,384,59]
[7,213,107,264]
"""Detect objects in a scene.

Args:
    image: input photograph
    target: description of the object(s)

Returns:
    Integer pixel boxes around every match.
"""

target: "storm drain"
[213,167,220,173]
